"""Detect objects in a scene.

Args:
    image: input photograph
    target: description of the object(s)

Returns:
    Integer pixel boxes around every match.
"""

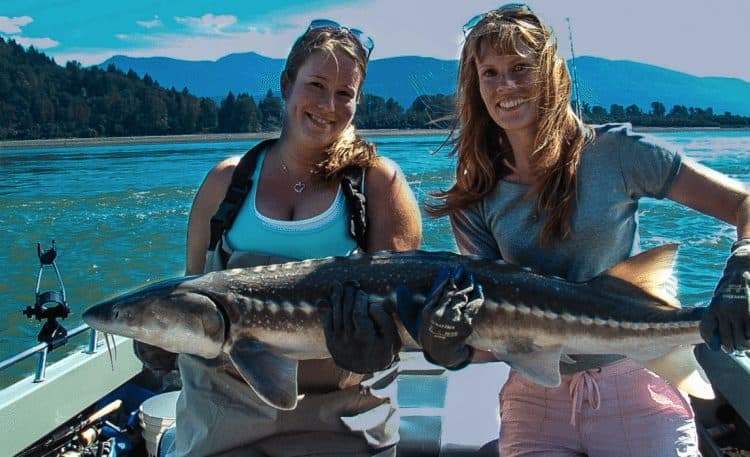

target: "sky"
[2,0,749,82]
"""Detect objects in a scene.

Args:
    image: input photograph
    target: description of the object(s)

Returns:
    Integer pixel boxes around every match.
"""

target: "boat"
[2,245,749,457]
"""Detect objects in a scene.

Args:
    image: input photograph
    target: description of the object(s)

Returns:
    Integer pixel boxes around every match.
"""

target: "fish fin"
[228,338,300,410]
[637,345,715,400]
[496,345,563,387]
[603,244,681,308]
[560,353,577,364]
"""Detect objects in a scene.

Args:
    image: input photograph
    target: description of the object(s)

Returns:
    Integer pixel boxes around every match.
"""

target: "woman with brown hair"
[152,19,421,457]
[417,4,750,456]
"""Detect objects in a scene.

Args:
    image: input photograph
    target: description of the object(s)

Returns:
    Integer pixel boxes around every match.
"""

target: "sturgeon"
[83,244,714,410]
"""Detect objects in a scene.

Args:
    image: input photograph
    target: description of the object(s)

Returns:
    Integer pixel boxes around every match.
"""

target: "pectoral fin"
[638,345,714,400]
[228,338,300,410]
[495,345,564,387]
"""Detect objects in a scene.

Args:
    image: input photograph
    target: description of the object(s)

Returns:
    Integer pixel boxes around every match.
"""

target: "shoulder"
[586,122,634,148]
[209,156,240,180]
[591,122,633,136]
[365,156,404,187]
[195,156,241,206]
[585,122,680,165]
[589,122,674,151]
[360,157,422,250]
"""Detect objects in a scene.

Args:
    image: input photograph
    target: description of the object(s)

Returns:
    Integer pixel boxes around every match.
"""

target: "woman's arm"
[185,157,239,275]
[364,156,423,252]
[667,158,750,237]
[667,158,750,352]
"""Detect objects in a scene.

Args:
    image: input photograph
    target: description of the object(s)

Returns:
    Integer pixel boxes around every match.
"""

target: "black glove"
[398,265,483,370]
[133,340,178,373]
[700,238,750,353]
[320,281,402,374]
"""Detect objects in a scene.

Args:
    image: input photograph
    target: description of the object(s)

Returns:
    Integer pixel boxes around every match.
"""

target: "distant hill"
[572,56,750,117]
[3,35,747,142]
[100,53,750,116]
[100,53,459,108]
[366,56,459,107]
[102,52,285,104]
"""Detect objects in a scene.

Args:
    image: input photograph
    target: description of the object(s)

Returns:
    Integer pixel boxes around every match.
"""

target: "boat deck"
[3,336,750,456]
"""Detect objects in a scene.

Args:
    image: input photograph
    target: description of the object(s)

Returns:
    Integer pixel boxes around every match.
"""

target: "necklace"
[279,156,313,193]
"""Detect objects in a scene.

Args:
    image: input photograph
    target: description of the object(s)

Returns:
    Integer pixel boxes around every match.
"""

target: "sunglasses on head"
[462,3,535,36]
[307,19,375,60]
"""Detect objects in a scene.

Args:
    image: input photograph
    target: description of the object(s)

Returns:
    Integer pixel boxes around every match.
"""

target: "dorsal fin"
[603,244,680,308]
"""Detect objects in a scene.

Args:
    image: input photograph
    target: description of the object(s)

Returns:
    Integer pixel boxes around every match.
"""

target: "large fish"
[83,244,713,410]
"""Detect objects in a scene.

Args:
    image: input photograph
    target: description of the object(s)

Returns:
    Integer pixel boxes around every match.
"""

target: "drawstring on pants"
[569,370,601,426]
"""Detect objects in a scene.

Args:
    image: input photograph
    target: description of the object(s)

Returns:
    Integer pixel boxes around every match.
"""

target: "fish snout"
[82,300,119,331]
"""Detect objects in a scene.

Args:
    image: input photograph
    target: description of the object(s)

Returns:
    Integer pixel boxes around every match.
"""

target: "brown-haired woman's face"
[284,49,362,149]
[475,40,538,136]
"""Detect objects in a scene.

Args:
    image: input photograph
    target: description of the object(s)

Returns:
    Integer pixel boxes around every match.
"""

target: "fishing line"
[566,17,582,119]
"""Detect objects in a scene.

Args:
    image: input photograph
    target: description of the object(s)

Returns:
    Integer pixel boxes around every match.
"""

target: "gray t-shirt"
[450,123,683,373]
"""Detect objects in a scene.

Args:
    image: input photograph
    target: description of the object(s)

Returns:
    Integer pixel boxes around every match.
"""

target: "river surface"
[1,129,748,385]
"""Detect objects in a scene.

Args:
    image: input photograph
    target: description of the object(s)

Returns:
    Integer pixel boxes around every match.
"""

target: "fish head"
[83,275,226,359]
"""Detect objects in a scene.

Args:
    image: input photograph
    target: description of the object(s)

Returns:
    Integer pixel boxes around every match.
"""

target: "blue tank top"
[225,149,358,260]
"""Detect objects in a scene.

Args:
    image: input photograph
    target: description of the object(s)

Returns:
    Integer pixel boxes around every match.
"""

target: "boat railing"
[0,323,100,382]
[0,240,103,384]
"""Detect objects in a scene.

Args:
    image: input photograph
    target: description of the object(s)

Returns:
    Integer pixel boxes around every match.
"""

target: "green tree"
[625,104,642,117]
[609,104,625,121]
[258,89,284,131]
[198,98,218,132]
[235,93,261,132]
[405,94,455,128]
[650,101,666,117]
[217,92,236,132]
[588,105,608,123]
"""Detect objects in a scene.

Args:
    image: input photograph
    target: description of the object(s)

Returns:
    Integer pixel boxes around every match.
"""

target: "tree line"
[1,37,749,141]
[578,101,750,128]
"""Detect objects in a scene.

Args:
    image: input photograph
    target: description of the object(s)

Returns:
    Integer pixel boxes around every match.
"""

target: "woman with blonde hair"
[415,4,750,456]
[140,19,422,457]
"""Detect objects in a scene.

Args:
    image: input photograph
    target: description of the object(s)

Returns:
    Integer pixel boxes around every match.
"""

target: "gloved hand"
[133,340,178,373]
[398,265,483,370]
[320,281,402,374]
[700,238,750,353]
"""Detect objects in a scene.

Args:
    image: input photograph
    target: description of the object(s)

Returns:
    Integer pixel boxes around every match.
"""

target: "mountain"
[101,52,286,102]
[100,53,458,109]
[572,56,750,117]
[366,56,459,107]
[100,53,750,116]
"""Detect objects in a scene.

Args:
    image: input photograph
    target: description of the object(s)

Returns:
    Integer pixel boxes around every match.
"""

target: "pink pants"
[498,359,699,457]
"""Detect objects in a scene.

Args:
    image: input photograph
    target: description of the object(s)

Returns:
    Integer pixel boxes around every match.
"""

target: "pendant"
[293,181,306,193]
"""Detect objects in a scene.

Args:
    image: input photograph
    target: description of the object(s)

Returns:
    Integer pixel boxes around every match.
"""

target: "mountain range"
[100,53,750,116]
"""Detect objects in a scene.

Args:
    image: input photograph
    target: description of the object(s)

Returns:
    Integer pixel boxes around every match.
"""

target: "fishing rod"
[566,17,582,119]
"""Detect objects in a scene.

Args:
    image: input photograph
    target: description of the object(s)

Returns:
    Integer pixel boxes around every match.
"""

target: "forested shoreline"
[2,38,748,141]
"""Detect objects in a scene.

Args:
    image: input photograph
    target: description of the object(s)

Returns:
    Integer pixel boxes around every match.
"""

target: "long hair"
[281,27,377,178]
[429,7,593,245]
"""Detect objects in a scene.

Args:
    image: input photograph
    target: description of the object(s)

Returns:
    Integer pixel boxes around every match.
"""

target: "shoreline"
[0,129,452,150]
[1,126,747,150]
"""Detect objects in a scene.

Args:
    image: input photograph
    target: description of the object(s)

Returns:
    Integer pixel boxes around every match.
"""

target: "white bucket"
[139,391,180,457]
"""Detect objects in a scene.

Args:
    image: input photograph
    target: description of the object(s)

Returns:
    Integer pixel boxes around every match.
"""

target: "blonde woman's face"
[285,50,361,150]
[475,40,538,137]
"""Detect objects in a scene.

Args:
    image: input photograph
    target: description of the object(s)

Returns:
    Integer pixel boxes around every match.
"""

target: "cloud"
[51,27,301,66]
[136,16,162,29]
[0,15,33,34]
[174,13,238,35]
[13,36,59,49]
